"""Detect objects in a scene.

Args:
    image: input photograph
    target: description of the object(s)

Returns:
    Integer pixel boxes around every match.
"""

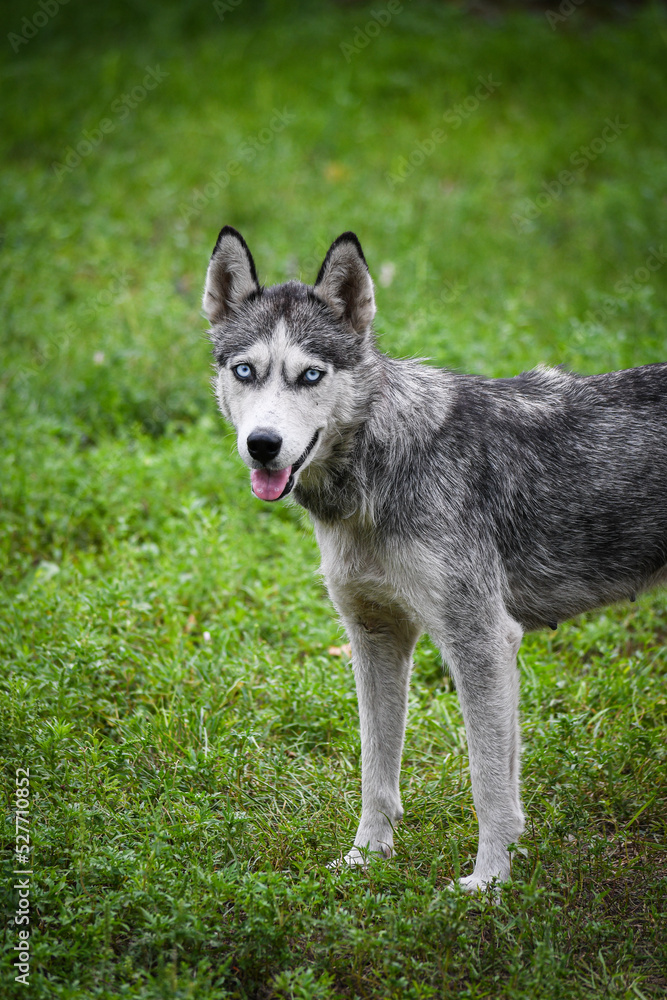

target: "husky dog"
[203,226,667,890]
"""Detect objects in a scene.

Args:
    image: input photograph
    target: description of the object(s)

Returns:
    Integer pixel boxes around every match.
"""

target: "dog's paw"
[327,843,392,871]
[455,872,502,894]
[343,847,371,867]
[346,844,392,865]
[450,841,523,893]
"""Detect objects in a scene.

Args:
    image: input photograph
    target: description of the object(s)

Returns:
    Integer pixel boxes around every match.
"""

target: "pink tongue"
[251,466,292,502]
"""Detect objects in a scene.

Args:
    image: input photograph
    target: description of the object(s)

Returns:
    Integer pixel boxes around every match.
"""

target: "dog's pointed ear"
[314,232,376,335]
[203,226,261,323]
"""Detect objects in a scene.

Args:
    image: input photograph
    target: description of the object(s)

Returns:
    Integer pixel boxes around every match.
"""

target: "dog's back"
[441,363,667,629]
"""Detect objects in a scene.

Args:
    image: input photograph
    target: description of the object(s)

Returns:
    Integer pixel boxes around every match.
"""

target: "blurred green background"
[3,0,667,446]
[1,3,667,998]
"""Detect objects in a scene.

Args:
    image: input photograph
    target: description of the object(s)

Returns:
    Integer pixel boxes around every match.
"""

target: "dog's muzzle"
[249,429,320,501]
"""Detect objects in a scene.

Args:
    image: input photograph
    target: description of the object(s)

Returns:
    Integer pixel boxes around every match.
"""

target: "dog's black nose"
[247,429,283,464]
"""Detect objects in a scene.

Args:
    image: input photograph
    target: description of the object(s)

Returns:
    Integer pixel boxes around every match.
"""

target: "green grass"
[2,1,667,996]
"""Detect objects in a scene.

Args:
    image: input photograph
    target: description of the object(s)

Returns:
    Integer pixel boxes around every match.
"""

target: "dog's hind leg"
[435,602,525,891]
[333,593,420,865]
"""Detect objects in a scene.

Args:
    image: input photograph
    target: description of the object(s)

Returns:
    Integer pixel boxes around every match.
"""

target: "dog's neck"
[293,419,366,523]
[294,352,453,526]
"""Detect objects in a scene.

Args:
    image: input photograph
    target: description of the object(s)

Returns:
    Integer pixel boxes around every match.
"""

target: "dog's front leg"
[334,597,420,864]
[437,608,525,890]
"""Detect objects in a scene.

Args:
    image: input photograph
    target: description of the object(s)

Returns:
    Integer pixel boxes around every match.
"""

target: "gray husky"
[203,226,667,890]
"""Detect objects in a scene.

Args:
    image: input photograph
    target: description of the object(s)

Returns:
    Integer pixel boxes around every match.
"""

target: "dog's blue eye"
[302,368,323,385]
[233,363,253,381]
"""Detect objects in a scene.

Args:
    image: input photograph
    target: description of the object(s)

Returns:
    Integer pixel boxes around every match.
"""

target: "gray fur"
[203,226,667,889]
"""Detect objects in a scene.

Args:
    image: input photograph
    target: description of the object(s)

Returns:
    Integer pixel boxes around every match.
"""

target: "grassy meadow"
[1,1,667,996]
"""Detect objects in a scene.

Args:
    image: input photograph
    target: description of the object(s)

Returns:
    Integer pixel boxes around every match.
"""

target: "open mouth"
[250,430,320,502]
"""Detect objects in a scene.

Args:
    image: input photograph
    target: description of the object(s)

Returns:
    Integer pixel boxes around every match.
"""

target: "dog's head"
[203,227,376,501]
